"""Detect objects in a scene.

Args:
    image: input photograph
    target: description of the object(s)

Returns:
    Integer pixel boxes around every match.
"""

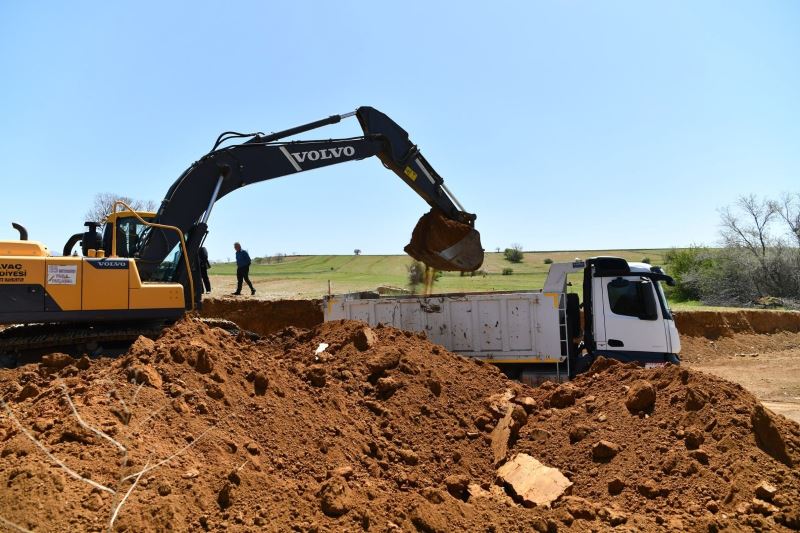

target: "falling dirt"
[1,318,799,531]
[423,266,437,296]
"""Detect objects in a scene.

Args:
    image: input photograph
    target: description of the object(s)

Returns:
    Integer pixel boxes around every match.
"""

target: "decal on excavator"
[87,260,128,269]
[290,146,355,163]
[47,265,77,285]
[0,263,26,283]
[404,167,418,181]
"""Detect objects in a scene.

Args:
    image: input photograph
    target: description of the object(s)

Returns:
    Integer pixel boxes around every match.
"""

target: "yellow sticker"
[404,166,418,181]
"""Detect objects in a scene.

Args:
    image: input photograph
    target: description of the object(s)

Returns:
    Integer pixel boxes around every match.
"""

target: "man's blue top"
[235,250,251,268]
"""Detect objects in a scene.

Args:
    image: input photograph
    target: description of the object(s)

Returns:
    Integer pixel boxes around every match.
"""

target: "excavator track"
[0,318,259,366]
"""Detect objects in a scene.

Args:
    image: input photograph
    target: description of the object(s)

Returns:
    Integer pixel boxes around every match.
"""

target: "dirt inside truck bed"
[1,317,800,531]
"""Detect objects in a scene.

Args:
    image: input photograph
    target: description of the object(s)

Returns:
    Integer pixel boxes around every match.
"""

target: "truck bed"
[323,291,568,364]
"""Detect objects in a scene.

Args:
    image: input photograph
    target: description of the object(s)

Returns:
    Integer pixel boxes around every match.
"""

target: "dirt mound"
[675,310,800,338]
[516,357,800,530]
[1,319,799,531]
[200,298,323,336]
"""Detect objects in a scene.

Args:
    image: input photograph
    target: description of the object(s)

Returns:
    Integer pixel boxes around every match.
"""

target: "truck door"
[593,276,669,355]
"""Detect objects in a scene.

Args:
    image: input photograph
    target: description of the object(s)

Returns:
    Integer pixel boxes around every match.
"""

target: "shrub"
[502,268,514,275]
[663,247,716,302]
[641,257,651,264]
[504,244,524,263]
[543,258,553,264]
[408,261,425,286]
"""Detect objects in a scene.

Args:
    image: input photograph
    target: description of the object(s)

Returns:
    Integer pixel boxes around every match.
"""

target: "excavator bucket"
[405,208,484,271]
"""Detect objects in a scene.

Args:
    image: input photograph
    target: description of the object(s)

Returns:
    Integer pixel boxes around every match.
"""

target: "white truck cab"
[579,257,680,373]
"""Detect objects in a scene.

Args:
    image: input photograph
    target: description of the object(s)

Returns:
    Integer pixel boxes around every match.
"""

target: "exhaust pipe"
[11,223,28,241]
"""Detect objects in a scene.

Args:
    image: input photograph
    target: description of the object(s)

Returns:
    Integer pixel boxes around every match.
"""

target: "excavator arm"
[128,107,482,306]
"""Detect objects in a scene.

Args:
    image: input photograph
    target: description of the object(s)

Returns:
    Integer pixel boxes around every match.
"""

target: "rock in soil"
[625,380,656,413]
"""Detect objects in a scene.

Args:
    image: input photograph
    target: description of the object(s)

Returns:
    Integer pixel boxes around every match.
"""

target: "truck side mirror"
[639,282,658,320]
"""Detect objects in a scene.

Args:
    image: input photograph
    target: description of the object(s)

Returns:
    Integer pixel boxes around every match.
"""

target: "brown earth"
[196,301,800,423]
[1,318,800,531]
[520,359,800,531]
[200,298,323,336]
[674,310,800,339]
[675,307,800,425]
[404,208,481,271]
[407,208,473,254]
[681,331,800,424]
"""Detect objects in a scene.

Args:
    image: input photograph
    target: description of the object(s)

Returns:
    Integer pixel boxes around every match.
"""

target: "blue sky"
[1,1,798,260]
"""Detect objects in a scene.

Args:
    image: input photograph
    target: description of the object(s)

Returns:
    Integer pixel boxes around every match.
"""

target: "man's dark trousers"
[200,266,211,293]
[236,266,255,294]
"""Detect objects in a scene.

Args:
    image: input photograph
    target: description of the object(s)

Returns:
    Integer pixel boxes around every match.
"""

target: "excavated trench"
[200,298,800,340]
[200,298,323,336]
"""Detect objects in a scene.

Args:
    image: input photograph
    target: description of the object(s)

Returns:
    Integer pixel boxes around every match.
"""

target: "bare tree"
[720,195,777,259]
[85,193,157,223]
[771,192,800,246]
[719,195,778,296]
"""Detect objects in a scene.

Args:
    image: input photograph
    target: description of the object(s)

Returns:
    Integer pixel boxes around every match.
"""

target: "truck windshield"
[607,279,652,318]
[655,281,673,320]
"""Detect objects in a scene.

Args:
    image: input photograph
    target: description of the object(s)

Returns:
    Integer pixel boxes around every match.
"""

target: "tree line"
[667,193,800,308]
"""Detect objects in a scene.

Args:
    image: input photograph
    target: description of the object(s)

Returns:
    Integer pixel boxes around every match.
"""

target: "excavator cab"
[100,211,156,258]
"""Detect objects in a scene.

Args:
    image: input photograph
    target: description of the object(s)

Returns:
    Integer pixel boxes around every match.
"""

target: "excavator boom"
[130,107,482,306]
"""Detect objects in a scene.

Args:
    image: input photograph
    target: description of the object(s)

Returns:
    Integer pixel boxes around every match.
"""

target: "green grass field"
[211,249,674,300]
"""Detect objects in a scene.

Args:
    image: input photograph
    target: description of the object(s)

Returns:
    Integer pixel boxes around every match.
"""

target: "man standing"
[198,246,212,294]
[233,242,256,296]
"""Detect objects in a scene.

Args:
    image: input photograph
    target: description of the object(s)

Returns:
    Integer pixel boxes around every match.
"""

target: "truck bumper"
[583,350,680,372]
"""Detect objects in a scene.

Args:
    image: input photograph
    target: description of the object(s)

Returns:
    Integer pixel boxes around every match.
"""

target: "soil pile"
[1,318,799,531]
[517,358,800,531]
[200,298,323,336]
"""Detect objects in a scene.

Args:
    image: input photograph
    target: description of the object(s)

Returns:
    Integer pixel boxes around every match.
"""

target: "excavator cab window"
[101,214,154,258]
[150,244,181,282]
[117,218,151,257]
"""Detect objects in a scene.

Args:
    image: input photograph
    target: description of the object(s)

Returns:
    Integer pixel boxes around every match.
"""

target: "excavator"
[0,107,483,356]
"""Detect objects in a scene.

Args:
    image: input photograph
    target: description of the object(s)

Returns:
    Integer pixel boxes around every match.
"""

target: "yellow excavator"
[0,107,483,357]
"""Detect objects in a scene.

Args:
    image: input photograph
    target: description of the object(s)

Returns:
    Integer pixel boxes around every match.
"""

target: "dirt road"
[681,331,800,423]
[205,274,317,300]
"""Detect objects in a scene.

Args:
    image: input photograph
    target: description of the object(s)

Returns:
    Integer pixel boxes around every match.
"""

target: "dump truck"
[324,257,681,382]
